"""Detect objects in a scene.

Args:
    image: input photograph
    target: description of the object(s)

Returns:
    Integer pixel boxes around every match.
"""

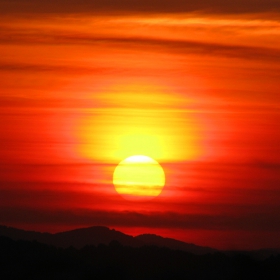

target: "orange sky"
[0,1,280,250]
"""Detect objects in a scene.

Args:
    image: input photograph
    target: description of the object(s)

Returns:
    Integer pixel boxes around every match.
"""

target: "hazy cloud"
[0,0,280,14]
[1,207,280,231]
[1,30,279,63]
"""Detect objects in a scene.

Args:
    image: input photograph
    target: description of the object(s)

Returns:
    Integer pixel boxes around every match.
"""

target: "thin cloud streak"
[1,37,280,62]
[0,0,280,14]
[1,207,280,232]
[1,18,280,63]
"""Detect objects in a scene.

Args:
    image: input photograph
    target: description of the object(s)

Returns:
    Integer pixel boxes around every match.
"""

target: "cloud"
[1,37,280,66]
[0,62,111,74]
[0,0,280,14]
[250,159,280,170]
[0,181,118,210]
[1,207,280,231]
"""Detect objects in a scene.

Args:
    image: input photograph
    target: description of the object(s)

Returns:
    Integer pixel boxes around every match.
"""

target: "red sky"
[0,0,280,250]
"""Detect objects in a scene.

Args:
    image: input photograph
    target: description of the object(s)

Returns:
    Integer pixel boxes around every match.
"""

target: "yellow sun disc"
[113,155,165,200]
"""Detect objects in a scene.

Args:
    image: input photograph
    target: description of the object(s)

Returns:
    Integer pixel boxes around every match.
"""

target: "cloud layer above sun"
[1,0,280,14]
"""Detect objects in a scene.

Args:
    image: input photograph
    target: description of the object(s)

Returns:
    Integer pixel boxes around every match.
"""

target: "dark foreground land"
[1,236,280,280]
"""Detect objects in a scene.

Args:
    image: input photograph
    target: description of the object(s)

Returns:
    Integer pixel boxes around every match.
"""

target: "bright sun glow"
[78,82,202,163]
[113,155,165,200]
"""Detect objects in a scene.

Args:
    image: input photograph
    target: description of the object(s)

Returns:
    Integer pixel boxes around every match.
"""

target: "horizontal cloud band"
[1,0,280,14]
[1,207,280,231]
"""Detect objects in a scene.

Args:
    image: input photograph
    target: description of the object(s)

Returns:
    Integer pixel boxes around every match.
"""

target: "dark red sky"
[0,0,280,250]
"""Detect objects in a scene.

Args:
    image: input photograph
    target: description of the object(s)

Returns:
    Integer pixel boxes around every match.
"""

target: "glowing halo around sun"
[113,155,165,201]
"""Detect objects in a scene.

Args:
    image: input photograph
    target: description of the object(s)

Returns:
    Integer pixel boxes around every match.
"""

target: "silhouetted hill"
[1,235,280,280]
[135,233,216,254]
[224,248,280,261]
[54,226,142,248]
[1,225,279,259]
[0,225,214,254]
[0,225,141,249]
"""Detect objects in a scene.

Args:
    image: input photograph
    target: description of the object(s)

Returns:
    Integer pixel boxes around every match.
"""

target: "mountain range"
[0,224,215,254]
[1,224,280,259]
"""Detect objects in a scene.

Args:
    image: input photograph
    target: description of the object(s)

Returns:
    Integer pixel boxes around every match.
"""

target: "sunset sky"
[0,0,280,250]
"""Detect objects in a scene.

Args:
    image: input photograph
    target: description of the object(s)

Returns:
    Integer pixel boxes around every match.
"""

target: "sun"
[113,155,165,200]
